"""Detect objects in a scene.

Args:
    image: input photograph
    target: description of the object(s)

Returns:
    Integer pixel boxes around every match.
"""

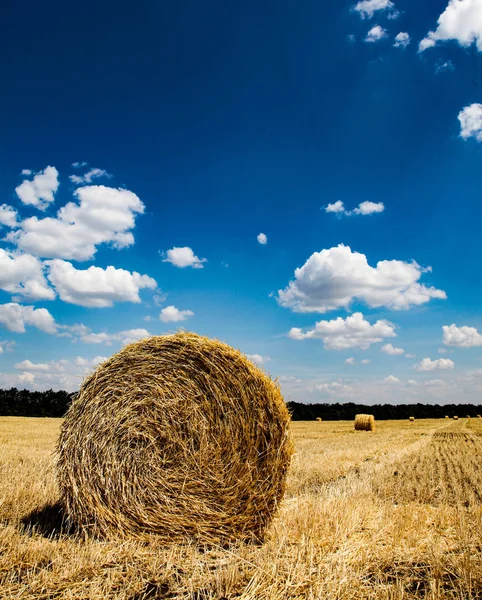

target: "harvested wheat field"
[1,417,482,599]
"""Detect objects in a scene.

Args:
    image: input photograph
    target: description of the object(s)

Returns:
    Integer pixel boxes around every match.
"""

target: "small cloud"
[325,200,346,214]
[418,37,436,52]
[345,357,356,365]
[443,323,482,347]
[21,169,32,176]
[435,60,454,74]
[159,305,195,323]
[246,354,270,365]
[361,359,371,364]
[257,233,268,245]
[381,343,404,355]
[72,161,88,168]
[458,104,482,143]
[414,357,454,372]
[365,25,388,43]
[69,168,112,185]
[352,201,384,215]
[15,166,59,211]
[405,353,416,359]
[353,0,398,20]
[384,375,400,383]
[393,32,410,48]
[162,247,207,269]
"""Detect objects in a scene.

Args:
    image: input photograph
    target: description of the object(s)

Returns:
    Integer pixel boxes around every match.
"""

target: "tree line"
[287,401,482,421]
[0,388,480,420]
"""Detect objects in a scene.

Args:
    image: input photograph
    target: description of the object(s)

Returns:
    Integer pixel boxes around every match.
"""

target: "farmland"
[1,417,481,599]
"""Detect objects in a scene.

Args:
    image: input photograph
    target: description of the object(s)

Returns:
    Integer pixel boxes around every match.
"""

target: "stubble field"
[0,416,481,599]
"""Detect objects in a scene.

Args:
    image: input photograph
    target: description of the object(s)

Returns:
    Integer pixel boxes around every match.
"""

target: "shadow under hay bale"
[57,332,293,545]
[20,501,76,538]
[354,414,375,431]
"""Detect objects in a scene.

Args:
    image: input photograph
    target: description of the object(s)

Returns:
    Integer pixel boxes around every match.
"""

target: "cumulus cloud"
[458,104,482,142]
[381,343,405,355]
[288,312,396,350]
[394,32,411,47]
[345,357,356,365]
[162,247,207,269]
[353,0,398,19]
[159,305,195,323]
[324,201,384,216]
[443,323,482,347]
[415,357,455,371]
[69,168,112,185]
[0,249,54,301]
[47,260,156,307]
[277,244,446,313]
[0,303,57,334]
[365,25,388,42]
[419,0,482,52]
[68,323,150,345]
[0,205,18,228]
[257,233,268,245]
[384,375,400,383]
[246,354,270,365]
[7,185,145,261]
[15,166,59,210]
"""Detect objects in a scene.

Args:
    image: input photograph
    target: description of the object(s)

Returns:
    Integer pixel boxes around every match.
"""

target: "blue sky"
[1,0,482,404]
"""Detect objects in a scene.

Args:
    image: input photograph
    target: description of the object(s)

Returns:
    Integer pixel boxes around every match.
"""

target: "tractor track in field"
[373,425,482,506]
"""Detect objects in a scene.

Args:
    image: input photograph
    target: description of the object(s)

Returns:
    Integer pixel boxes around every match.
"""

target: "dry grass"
[1,417,482,598]
[57,333,293,544]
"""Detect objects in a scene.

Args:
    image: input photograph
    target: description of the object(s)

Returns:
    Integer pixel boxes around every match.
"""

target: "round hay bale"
[316,417,322,422]
[409,416,415,422]
[453,415,459,420]
[445,415,449,419]
[57,332,293,544]
[354,414,375,431]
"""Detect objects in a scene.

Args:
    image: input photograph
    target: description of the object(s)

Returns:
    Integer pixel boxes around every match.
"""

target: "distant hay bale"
[445,415,449,419]
[467,415,471,419]
[478,415,481,419]
[57,332,293,544]
[354,414,375,431]
[409,416,415,422]
[453,416,459,420]
[316,417,322,422]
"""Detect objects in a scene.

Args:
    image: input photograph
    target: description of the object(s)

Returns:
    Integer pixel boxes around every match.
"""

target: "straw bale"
[354,414,375,431]
[57,332,293,544]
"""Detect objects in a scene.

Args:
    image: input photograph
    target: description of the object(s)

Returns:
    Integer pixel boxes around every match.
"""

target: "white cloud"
[15,166,59,210]
[7,185,145,261]
[288,312,396,350]
[257,233,268,245]
[246,354,270,365]
[47,260,156,307]
[72,161,88,168]
[458,104,482,142]
[352,201,385,215]
[415,357,455,371]
[0,205,18,228]
[365,25,388,42]
[361,359,371,364]
[21,169,32,176]
[394,32,411,47]
[69,168,112,185]
[325,201,346,214]
[384,375,400,383]
[0,340,15,354]
[15,359,51,371]
[120,329,151,344]
[381,343,404,355]
[345,357,356,365]
[418,38,436,51]
[419,0,482,52]
[353,0,398,19]
[0,249,54,301]
[435,60,454,73]
[443,323,482,347]
[19,372,35,384]
[162,247,207,269]
[314,382,358,398]
[159,305,195,323]
[0,303,57,334]
[325,201,384,216]
[67,323,150,345]
[405,353,416,359]
[278,244,446,313]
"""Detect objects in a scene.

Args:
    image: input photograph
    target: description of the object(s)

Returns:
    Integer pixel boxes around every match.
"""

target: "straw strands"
[354,414,375,431]
[57,332,293,544]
